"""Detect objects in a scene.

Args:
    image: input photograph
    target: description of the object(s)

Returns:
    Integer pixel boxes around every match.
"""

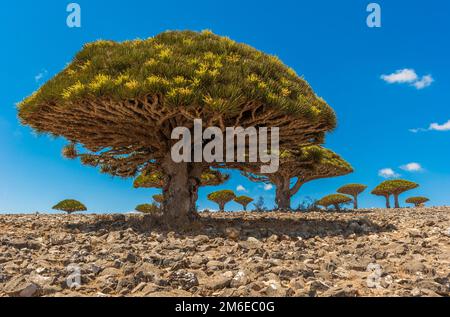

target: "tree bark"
[393,194,400,209]
[161,155,201,227]
[219,203,225,212]
[385,195,391,209]
[275,178,291,211]
[353,194,358,209]
[334,204,341,212]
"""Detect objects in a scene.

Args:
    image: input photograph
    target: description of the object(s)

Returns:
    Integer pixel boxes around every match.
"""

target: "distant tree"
[19,30,336,226]
[406,196,429,207]
[372,180,418,209]
[337,184,367,209]
[207,190,236,212]
[152,194,164,206]
[238,146,353,210]
[52,199,87,214]
[234,196,254,211]
[253,196,267,212]
[296,196,320,212]
[135,203,160,215]
[316,194,352,212]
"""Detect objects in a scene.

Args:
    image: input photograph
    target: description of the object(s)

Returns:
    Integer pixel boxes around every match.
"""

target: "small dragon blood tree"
[152,194,164,206]
[316,194,352,212]
[18,30,336,226]
[135,203,160,215]
[238,146,352,210]
[234,196,254,211]
[406,196,429,207]
[337,184,367,209]
[372,179,418,209]
[207,190,236,212]
[52,199,87,214]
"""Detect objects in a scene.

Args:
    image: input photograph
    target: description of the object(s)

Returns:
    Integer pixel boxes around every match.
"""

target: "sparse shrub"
[296,196,320,212]
[253,196,268,212]
[207,190,236,212]
[52,199,87,214]
[337,184,367,209]
[234,196,254,211]
[135,203,160,215]
[316,194,352,212]
[406,196,429,207]
[372,179,418,209]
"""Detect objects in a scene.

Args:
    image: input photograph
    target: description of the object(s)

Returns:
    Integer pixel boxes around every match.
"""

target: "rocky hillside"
[0,207,449,297]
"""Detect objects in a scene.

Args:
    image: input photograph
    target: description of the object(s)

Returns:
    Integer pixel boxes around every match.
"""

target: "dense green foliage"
[406,196,429,207]
[372,179,418,208]
[234,196,254,211]
[18,30,335,125]
[207,190,236,211]
[153,194,164,204]
[316,194,352,211]
[52,199,87,214]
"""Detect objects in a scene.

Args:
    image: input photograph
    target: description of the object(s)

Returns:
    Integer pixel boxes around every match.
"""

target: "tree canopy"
[135,203,160,214]
[153,194,164,204]
[405,196,429,207]
[52,199,87,214]
[234,196,254,211]
[240,146,352,209]
[18,30,337,225]
[372,179,418,208]
[207,190,236,212]
[316,194,352,211]
[337,184,367,209]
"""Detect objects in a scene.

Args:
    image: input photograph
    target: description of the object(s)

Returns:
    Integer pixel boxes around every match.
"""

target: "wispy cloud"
[35,69,48,82]
[264,184,273,191]
[400,162,423,172]
[236,185,247,192]
[410,119,450,133]
[381,69,433,90]
[378,168,400,179]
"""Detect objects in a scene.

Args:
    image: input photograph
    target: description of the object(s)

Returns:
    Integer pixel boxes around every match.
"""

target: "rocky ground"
[0,207,449,297]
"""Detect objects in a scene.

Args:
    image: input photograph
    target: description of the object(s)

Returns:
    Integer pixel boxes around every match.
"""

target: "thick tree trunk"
[385,195,391,209]
[394,194,400,209]
[219,203,225,212]
[161,155,202,227]
[275,178,291,211]
[353,195,358,209]
[334,204,341,212]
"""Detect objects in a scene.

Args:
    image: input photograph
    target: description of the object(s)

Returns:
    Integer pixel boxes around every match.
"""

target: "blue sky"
[1,0,449,213]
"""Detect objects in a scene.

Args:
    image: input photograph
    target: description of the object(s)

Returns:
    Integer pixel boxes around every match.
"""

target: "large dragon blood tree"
[238,146,353,210]
[18,30,336,225]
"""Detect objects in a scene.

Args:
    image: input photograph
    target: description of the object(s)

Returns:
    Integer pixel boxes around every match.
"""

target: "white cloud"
[264,184,273,191]
[400,162,423,172]
[410,119,450,133]
[236,185,247,192]
[381,69,418,84]
[429,120,450,131]
[413,75,434,90]
[35,70,48,82]
[378,168,400,179]
[381,69,433,90]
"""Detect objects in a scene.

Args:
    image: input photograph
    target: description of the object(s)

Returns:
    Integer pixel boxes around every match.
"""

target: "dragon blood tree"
[18,30,336,225]
[135,203,160,215]
[406,196,429,207]
[134,168,229,218]
[234,196,254,211]
[238,146,352,210]
[52,199,87,214]
[208,190,236,212]
[152,194,164,206]
[316,194,352,212]
[372,180,418,209]
[337,184,367,209]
